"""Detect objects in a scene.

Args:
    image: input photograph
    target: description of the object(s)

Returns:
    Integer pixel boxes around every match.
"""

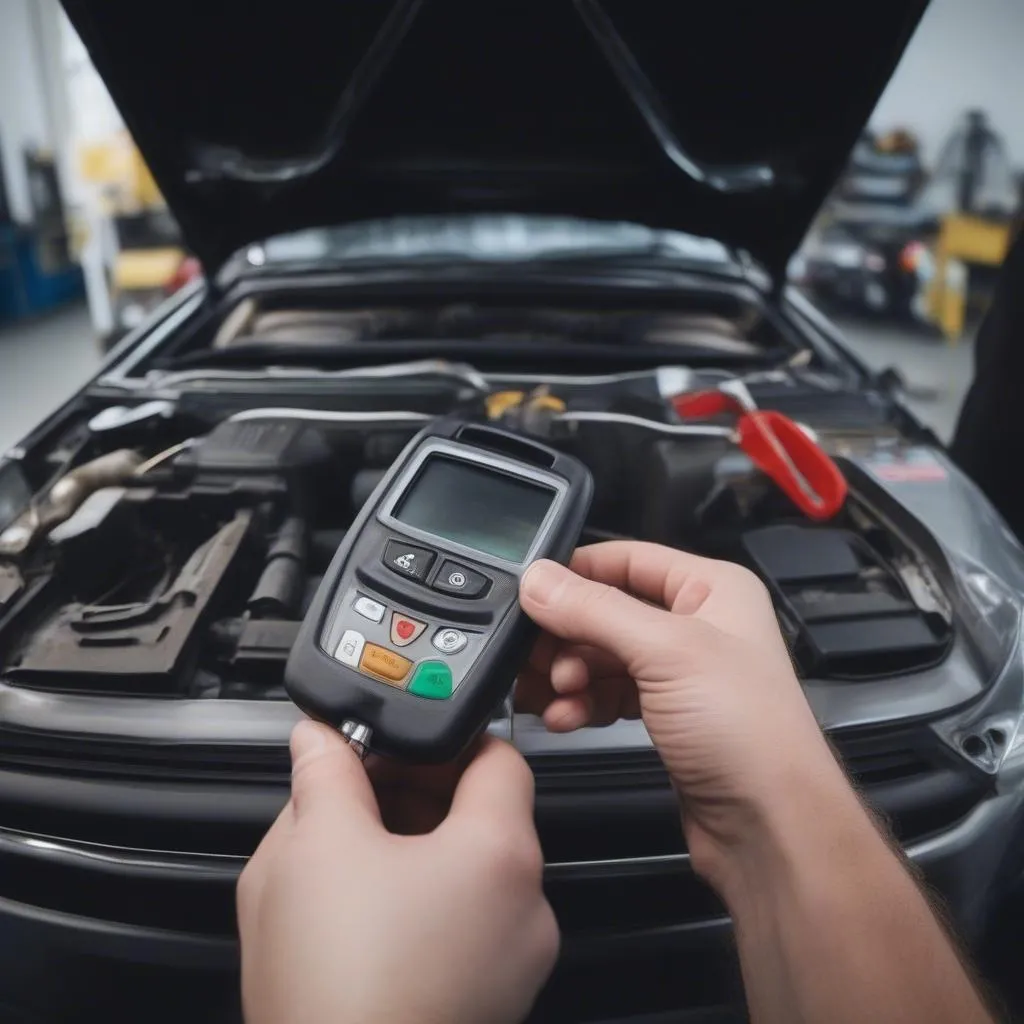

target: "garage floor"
[0,304,975,453]
[829,315,974,443]
[0,303,100,453]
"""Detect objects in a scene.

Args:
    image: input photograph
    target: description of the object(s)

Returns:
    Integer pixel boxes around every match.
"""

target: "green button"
[408,661,453,700]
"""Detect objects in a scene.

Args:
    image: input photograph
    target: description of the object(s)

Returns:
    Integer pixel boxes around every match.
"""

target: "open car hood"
[62,0,928,278]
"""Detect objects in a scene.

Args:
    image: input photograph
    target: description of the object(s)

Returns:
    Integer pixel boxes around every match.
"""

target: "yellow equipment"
[926,213,1013,342]
[78,133,164,213]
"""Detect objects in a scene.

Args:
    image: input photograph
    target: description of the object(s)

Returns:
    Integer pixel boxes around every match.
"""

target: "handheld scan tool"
[286,418,593,762]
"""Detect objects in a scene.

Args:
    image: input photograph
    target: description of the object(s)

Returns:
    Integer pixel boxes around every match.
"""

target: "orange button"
[359,644,412,685]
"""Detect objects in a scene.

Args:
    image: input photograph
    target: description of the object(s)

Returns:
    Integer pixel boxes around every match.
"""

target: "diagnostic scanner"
[285,418,593,762]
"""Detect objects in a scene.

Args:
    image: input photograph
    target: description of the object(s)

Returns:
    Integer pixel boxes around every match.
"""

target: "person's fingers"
[367,751,478,835]
[520,560,670,667]
[551,645,623,690]
[519,669,640,730]
[570,542,716,613]
[590,677,643,725]
[571,542,782,647]
[374,783,454,835]
[289,719,382,828]
[513,669,556,716]
[518,645,622,713]
[444,736,535,837]
[517,640,636,725]
[367,752,463,797]
[542,695,593,732]
[549,653,589,694]
[527,629,559,676]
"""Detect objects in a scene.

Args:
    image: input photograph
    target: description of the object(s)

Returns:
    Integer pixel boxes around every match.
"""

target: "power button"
[431,560,490,598]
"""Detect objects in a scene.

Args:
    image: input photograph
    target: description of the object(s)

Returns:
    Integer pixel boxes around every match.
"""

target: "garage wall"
[870,0,1024,167]
[0,0,54,223]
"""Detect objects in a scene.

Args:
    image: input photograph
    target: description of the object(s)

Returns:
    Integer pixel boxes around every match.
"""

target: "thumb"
[520,560,668,667]
[289,719,381,828]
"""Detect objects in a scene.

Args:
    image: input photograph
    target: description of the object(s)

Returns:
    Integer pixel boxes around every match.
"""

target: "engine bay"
[0,364,954,702]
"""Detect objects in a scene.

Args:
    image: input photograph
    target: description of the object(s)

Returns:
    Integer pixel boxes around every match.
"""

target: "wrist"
[686,746,884,904]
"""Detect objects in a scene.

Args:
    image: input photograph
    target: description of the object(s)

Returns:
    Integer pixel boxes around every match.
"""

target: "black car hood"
[62,0,927,277]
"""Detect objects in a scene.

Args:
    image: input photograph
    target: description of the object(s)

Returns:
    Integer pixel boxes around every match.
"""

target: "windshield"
[253,215,732,268]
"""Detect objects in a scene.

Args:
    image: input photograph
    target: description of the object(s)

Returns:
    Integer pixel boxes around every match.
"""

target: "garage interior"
[2,1,1024,1022]
[2,0,1018,452]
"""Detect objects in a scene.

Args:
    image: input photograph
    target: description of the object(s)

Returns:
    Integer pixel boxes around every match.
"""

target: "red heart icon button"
[396,620,415,639]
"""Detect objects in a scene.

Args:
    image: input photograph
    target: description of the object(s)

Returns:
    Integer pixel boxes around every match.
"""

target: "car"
[799,215,934,322]
[103,208,201,351]
[1,0,1022,1020]
[798,132,934,322]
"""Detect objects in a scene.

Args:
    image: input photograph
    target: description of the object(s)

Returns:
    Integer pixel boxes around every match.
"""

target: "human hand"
[238,723,558,1024]
[517,541,846,883]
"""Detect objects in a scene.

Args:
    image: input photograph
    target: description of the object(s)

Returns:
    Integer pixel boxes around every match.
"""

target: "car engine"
[0,363,955,704]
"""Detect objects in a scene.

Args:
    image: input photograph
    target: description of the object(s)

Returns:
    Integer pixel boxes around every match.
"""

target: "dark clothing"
[950,227,1024,539]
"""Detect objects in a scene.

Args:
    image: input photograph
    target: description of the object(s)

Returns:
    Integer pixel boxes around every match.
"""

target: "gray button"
[335,630,366,667]
[353,594,385,623]
[432,628,468,655]
[431,560,490,598]
[383,540,436,582]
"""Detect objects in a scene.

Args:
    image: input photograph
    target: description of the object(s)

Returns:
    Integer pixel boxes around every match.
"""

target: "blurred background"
[1,0,1023,451]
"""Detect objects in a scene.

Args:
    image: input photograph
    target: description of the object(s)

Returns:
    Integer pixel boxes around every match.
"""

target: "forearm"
[707,762,994,1024]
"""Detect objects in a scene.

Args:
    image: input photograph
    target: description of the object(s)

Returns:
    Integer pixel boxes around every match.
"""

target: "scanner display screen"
[394,456,555,562]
